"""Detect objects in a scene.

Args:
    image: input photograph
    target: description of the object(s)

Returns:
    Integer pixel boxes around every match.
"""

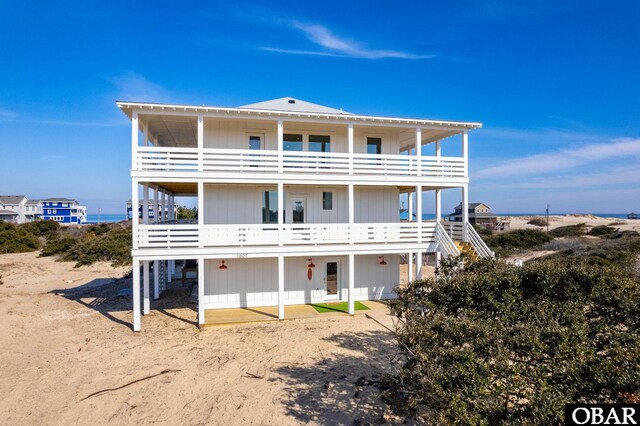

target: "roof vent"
[288,99,296,104]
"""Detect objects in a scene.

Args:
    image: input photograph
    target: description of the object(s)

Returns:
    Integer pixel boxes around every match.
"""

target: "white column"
[435,189,441,222]
[143,261,150,311]
[277,182,284,246]
[408,253,414,282]
[160,190,166,222]
[416,184,423,280]
[131,180,139,249]
[277,119,283,174]
[132,259,141,331]
[197,114,204,172]
[153,260,160,300]
[198,181,204,248]
[278,255,284,319]
[142,184,149,224]
[148,260,157,309]
[462,184,469,241]
[348,123,354,175]
[416,127,422,176]
[131,110,139,171]
[155,187,161,224]
[348,253,355,315]
[408,192,413,221]
[198,257,205,326]
[348,183,354,245]
[462,131,469,177]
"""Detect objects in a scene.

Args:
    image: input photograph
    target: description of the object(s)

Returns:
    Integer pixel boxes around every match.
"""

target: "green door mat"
[311,301,370,314]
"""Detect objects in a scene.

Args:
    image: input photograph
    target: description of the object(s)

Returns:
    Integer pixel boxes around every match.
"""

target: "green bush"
[387,258,640,424]
[550,223,586,238]
[40,237,77,257]
[527,216,547,227]
[19,219,60,237]
[87,223,111,236]
[63,227,131,267]
[588,225,617,236]
[483,229,553,256]
[176,205,197,220]
[0,224,39,253]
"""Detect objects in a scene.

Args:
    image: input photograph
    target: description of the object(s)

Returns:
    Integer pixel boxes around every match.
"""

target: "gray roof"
[0,209,18,215]
[239,97,352,115]
[0,195,26,205]
[449,212,498,219]
[453,202,491,211]
[42,197,78,202]
[25,199,41,205]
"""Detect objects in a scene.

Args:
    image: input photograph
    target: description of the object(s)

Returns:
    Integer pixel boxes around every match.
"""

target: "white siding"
[353,127,401,155]
[354,187,399,223]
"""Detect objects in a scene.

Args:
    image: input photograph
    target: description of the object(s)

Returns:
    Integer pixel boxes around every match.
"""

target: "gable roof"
[42,197,78,203]
[0,195,27,205]
[239,97,352,115]
[453,202,492,211]
[25,199,41,205]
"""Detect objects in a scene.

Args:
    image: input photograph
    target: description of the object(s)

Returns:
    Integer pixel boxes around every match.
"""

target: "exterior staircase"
[454,240,480,260]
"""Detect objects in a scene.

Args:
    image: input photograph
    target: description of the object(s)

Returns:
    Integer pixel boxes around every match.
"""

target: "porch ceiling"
[154,182,198,195]
[142,114,198,147]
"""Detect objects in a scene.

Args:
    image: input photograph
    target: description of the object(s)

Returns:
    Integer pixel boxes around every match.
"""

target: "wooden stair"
[454,241,479,261]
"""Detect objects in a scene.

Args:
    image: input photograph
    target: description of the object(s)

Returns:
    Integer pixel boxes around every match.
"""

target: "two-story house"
[119,97,493,331]
[42,198,87,224]
[0,195,28,224]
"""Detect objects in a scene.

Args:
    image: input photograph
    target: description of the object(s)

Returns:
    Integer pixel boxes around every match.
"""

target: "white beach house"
[118,97,492,331]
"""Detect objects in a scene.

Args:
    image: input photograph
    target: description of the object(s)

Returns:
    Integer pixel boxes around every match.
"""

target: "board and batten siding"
[354,187,399,223]
[203,118,401,155]
[202,254,399,309]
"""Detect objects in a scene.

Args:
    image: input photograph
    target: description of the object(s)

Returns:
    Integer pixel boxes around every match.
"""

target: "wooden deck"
[202,300,388,327]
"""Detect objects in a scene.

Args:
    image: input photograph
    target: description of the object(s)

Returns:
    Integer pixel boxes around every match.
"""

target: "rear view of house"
[119,97,493,331]
[41,198,87,224]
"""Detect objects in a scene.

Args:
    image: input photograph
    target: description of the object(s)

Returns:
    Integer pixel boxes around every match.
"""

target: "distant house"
[42,198,87,224]
[24,199,43,222]
[629,212,638,220]
[448,202,498,228]
[399,208,417,221]
[126,200,176,220]
[0,195,28,224]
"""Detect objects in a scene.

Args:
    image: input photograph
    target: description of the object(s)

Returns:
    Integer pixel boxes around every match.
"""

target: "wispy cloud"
[0,109,17,118]
[263,21,433,60]
[111,72,173,102]
[476,138,640,179]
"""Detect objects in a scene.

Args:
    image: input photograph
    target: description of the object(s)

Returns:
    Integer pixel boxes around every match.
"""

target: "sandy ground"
[0,252,402,425]
[504,214,640,233]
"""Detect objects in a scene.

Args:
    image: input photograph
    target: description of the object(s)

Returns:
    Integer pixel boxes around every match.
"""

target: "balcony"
[134,222,439,251]
[133,146,466,183]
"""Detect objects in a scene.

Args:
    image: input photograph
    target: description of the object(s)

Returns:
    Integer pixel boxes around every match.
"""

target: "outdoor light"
[379,256,387,265]
[307,258,315,280]
[307,258,315,268]
[219,260,228,270]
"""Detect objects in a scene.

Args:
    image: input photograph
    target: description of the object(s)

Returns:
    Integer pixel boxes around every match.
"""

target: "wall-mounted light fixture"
[219,260,228,270]
[307,258,315,280]
[307,259,316,268]
[378,256,387,266]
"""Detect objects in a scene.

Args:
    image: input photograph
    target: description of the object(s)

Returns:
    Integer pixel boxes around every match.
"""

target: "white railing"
[435,222,460,258]
[443,221,465,241]
[135,222,438,249]
[464,223,495,258]
[135,147,466,179]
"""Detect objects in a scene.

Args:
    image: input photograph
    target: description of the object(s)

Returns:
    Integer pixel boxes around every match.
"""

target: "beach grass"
[311,301,370,314]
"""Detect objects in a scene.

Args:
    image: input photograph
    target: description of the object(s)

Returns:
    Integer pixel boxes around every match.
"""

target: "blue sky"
[1,0,639,214]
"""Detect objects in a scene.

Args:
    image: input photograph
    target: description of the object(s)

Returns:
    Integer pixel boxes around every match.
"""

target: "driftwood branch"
[80,369,181,401]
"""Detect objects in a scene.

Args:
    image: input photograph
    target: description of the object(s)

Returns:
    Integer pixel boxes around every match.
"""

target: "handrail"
[464,223,494,258]
[435,222,460,258]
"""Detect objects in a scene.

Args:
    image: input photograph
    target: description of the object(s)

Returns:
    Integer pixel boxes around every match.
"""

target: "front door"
[324,260,340,300]
[291,198,306,224]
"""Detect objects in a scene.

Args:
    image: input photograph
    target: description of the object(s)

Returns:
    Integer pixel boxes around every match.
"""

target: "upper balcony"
[119,99,481,186]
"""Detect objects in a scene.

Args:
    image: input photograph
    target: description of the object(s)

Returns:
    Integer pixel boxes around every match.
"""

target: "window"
[323,192,333,210]
[283,134,303,151]
[262,191,278,224]
[367,137,382,155]
[249,135,262,150]
[47,210,51,214]
[309,135,330,153]
[53,210,56,214]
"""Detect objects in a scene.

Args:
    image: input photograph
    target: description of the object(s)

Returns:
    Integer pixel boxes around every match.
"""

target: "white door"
[324,259,340,300]
[290,197,306,224]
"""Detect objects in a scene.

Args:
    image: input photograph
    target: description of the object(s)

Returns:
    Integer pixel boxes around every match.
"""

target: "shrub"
[40,237,77,257]
[473,224,492,237]
[0,224,39,253]
[386,258,640,424]
[87,223,111,236]
[588,225,617,236]
[19,220,60,237]
[63,227,131,267]
[550,223,586,238]
[483,229,553,256]
[527,216,547,227]
[176,205,197,220]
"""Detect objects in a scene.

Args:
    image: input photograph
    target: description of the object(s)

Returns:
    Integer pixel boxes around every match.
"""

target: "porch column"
[198,257,205,326]
[142,184,149,224]
[348,253,355,315]
[277,182,284,246]
[131,180,139,250]
[197,114,204,172]
[131,110,139,172]
[462,131,468,177]
[278,255,285,319]
[160,189,166,222]
[198,181,204,248]
[153,260,160,300]
[462,184,469,241]
[416,127,422,176]
[143,261,151,312]
[155,187,161,224]
[435,139,442,222]
[408,253,414,282]
[416,184,423,280]
[348,123,354,175]
[277,119,283,173]
[408,192,413,221]
[348,183,354,245]
[133,259,141,331]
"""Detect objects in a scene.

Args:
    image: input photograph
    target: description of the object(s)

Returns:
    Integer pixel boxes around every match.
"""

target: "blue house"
[42,198,87,224]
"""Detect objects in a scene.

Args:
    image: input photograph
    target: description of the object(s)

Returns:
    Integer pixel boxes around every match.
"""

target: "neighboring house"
[628,212,638,220]
[41,198,87,224]
[126,199,176,220]
[399,209,417,221]
[448,202,498,228]
[24,199,43,222]
[119,96,493,331]
[0,195,28,224]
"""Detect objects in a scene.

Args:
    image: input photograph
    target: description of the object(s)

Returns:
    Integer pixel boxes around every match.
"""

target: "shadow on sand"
[273,328,403,425]
[50,275,197,331]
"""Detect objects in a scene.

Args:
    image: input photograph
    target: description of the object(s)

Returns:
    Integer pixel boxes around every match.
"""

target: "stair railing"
[436,221,461,258]
[464,223,495,258]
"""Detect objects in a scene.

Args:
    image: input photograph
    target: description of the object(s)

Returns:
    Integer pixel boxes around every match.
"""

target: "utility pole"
[546,204,549,233]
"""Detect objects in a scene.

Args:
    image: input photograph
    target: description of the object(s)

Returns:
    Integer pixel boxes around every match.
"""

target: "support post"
[348,123,354,175]
[143,184,149,224]
[277,119,283,174]
[435,189,441,223]
[408,253,414,282]
[131,180,139,249]
[416,127,422,176]
[348,253,355,315]
[277,182,284,246]
[416,251,423,280]
[416,184,423,280]
[155,187,160,224]
[131,110,138,171]
[462,184,469,241]
[278,255,284,319]
[148,260,157,311]
[197,114,204,172]
[160,189,166,223]
[133,259,141,331]
[348,183,354,245]
[143,261,151,310]
[198,257,205,326]
[462,131,468,177]
[153,260,160,300]
[198,181,204,248]
[408,192,413,221]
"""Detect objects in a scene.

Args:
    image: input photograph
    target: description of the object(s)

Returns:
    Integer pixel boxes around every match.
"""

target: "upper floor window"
[323,192,333,210]
[284,134,303,151]
[309,135,330,153]
[262,191,278,224]
[249,135,262,150]
[367,137,382,155]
